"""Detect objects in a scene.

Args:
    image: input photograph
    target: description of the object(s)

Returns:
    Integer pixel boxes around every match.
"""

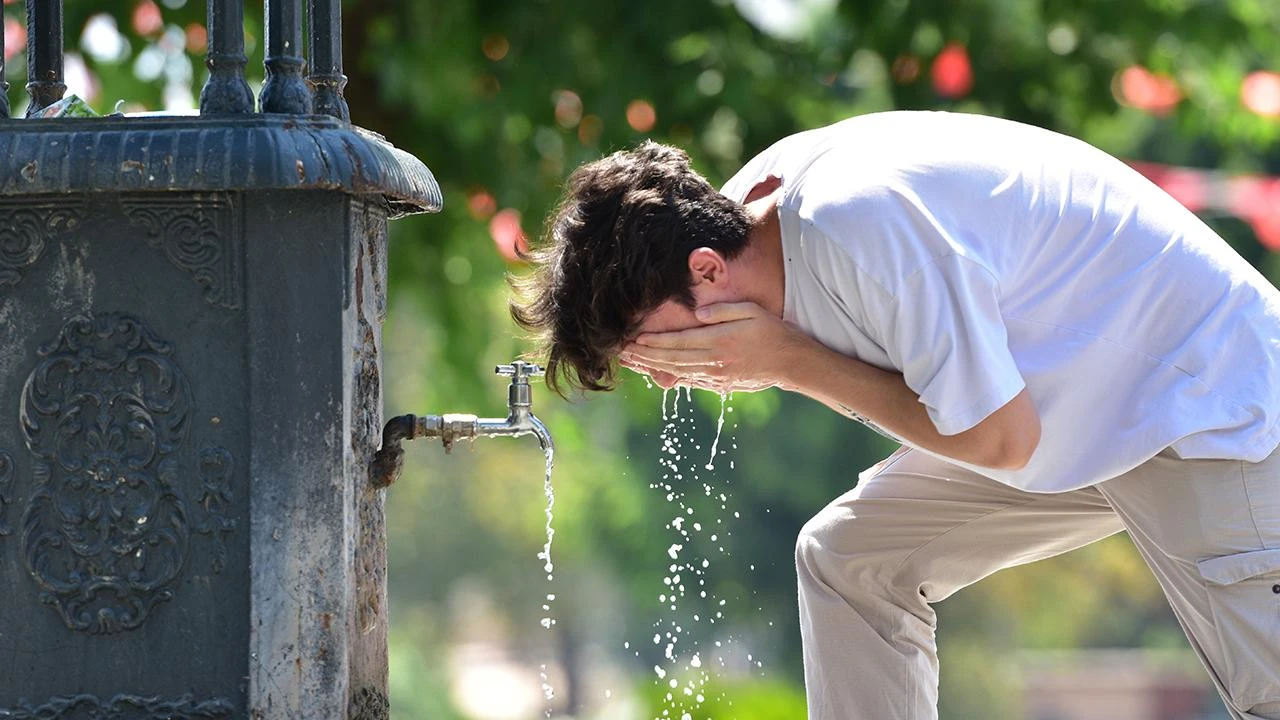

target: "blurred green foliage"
[30,0,1279,717]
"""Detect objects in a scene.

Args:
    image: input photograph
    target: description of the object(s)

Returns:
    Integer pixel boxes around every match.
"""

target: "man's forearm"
[776,338,1036,470]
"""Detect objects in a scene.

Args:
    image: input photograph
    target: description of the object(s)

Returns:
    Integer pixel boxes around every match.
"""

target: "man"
[509,111,1280,720]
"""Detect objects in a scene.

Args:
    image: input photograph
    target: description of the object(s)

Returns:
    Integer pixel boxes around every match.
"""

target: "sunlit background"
[13,0,1280,718]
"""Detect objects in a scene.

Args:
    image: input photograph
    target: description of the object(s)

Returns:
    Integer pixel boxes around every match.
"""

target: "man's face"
[619,245,745,389]
[624,272,741,389]
[625,299,700,390]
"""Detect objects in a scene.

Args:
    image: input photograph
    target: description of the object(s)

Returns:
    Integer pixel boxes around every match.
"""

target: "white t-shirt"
[721,111,1280,492]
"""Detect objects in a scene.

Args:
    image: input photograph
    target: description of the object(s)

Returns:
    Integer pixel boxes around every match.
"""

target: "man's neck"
[738,189,786,318]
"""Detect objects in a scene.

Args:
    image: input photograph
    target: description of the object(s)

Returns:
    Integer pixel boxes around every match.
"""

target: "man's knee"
[795,501,900,590]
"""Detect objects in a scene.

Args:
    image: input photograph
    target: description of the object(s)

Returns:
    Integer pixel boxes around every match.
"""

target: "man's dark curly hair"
[510,141,751,395]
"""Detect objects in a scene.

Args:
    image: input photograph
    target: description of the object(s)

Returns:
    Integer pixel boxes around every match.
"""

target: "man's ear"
[688,247,729,287]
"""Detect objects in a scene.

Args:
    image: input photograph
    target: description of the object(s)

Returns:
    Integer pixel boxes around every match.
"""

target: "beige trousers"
[796,447,1280,720]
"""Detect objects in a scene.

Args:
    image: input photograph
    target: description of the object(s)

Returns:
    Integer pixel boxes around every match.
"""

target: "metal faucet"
[369,361,554,488]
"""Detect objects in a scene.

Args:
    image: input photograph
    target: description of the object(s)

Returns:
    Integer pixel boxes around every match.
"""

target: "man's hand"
[621,301,1040,470]
[620,302,816,393]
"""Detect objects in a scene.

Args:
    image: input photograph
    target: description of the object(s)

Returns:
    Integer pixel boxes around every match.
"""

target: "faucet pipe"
[369,362,553,489]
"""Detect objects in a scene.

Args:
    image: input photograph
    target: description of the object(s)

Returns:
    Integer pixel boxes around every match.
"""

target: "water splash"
[640,384,750,720]
[539,662,555,706]
[705,393,727,470]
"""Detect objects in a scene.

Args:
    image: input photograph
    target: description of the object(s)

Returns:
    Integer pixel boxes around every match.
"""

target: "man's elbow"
[987,417,1040,470]
[966,390,1041,470]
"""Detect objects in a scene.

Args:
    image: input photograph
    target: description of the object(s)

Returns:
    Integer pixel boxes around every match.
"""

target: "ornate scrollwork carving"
[120,194,243,311]
[19,313,194,634]
[0,692,234,719]
[195,447,236,574]
[0,200,85,291]
[0,451,13,536]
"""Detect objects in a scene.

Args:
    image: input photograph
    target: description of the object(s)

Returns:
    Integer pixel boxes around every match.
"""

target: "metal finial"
[199,0,255,114]
[24,0,65,117]
[260,0,312,114]
[307,0,350,122]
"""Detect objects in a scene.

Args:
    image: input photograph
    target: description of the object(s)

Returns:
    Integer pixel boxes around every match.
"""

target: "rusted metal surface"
[368,415,413,489]
[348,687,390,720]
[349,201,390,718]
[0,116,441,217]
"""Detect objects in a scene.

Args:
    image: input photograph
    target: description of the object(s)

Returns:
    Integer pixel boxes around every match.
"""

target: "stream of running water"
[536,447,557,714]
[545,382,755,718]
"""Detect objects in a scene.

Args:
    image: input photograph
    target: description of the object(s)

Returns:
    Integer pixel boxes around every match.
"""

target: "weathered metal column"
[0,2,440,718]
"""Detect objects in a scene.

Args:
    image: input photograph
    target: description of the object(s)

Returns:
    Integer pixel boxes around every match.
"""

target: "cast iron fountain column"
[0,2,439,718]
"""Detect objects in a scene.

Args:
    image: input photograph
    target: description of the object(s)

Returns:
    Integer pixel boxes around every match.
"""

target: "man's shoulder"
[720,116,891,201]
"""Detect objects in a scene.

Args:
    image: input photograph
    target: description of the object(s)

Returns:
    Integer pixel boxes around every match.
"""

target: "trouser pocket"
[1197,548,1280,710]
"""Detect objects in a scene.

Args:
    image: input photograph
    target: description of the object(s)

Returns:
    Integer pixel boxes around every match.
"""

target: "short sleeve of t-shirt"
[797,178,1027,436]
[875,254,1026,435]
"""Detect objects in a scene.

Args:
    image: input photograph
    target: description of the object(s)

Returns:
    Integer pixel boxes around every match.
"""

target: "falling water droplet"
[706,392,727,469]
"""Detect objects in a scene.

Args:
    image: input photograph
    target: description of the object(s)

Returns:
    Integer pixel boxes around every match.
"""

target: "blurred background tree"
[14,0,1277,717]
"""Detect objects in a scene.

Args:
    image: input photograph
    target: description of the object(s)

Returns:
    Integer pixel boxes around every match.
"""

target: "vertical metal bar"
[24,0,65,117]
[307,0,349,122]
[0,5,9,119]
[199,0,255,114]
[261,0,311,114]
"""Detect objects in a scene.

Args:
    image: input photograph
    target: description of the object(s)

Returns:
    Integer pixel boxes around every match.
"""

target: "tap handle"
[495,361,545,383]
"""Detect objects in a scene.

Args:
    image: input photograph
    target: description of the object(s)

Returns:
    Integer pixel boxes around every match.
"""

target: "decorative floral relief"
[195,447,236,574]
[0,692,233,719]
[19,313,194,634]
[120,194,243,311]
[0,201,85,291]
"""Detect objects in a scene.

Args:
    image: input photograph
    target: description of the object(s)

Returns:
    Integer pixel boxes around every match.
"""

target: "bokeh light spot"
[1242,71,1280,118]
[64,53,101,104]
[578,114,603,146]
[444,256,473,285]
[81,14,129,63]
[696,69,724,96]
[5,16,26,62]
[132,0,163,36]
[482,34,510,62]
[185,23,207,54]
[554,90,583,129]
[1114,65,1182,116]
[1046,23,1078,55]
[891,54,921,84]
[930,43,972,99]
[467,189,497,221]
[627,100,657,133]
[490,209,530,263]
